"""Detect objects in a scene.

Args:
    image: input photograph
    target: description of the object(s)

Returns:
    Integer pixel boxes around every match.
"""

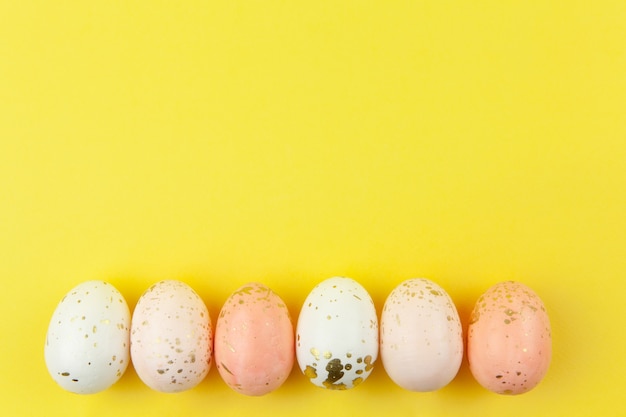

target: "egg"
[296,277,378,390]
[380,278,463,391]
[44,280,131,394]
[468,281,552,395]
[214,283,294,396]
[130,280,212,393]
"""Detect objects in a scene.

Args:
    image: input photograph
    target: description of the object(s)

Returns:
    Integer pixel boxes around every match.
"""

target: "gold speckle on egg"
[220,362,233,375]
[364,355,374,371]
[304,365,317,379]
[310,348,320,360]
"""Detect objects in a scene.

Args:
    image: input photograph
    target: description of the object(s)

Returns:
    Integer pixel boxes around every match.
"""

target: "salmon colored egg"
[214,283,294,396]
[468,281,552,395]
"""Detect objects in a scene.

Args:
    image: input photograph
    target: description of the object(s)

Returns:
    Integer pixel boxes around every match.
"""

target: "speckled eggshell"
[130,280,212,393]
[214,283,294,396]
[468,281,552,395]
[380,278,463,391]
[44,281,131,394]
[296,277,378,390]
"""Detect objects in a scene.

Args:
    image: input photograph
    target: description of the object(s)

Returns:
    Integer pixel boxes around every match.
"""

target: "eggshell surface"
[381,278,463,391]
[44,280,131,394]
[130,280,212,392]
[215,283,294,396]
[468,281,552,395]
[296,277,378,390]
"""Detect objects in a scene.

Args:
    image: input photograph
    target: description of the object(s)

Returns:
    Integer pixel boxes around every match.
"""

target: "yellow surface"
[1,1,624,416]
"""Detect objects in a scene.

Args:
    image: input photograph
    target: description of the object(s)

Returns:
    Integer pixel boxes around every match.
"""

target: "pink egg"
[468,281,552,395]
[130,280,213,393]
[215,283,294,396]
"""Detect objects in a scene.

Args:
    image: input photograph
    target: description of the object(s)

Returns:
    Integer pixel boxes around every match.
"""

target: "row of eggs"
[44,278,551,396]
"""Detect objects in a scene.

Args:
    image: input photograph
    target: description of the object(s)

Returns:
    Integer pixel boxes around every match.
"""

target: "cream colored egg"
[44,281,130,394]
[381,278,463,391]
[130,280,213,393]
[296,277,378,390]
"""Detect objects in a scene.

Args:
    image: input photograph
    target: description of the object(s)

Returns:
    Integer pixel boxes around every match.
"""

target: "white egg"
[44,281,131,394]
[296,277,378,390]
[130,280,212,393]
[380,278,463,391]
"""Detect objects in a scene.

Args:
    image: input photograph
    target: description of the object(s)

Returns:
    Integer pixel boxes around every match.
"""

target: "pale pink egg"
[381,278,463,392]
[468,281,551,395]
[130,280,213,393]
[215,283,294,396]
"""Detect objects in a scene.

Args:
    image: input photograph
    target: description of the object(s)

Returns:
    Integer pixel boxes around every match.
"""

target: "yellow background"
[1,1,624,416]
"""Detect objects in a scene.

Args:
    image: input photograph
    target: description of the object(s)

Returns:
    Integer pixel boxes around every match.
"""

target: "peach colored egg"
[214,283,294,396]
[468,281,551,395]
[130,280,213,393]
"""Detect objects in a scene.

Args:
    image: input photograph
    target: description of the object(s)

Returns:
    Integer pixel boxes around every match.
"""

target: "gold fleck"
[226,343,236,353]
[326,315,331,320]
[235,286,254,296]
[61,372,70,376]
[92,326,97,334]
[325,358,344,383]
[352,377,363,386]
[323,351,332,359]
[100,319,110,325]
[310,348,320,360]
[304,365,317,379]
[346,352,352,358]
[220,362,233,375]
[345,364,352,370]
[364,355,374,371]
